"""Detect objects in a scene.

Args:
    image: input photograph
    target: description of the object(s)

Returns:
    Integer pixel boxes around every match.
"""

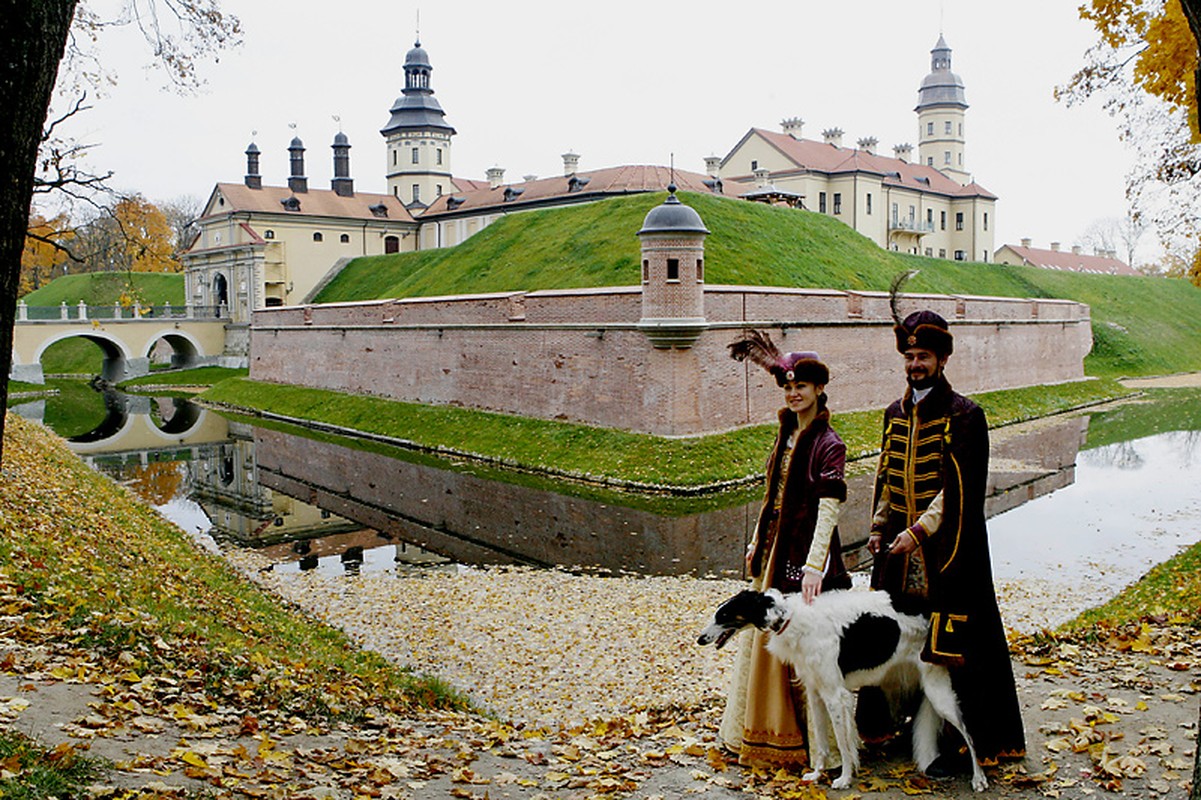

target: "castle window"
[926,209,933,226]
[411,148,419,164]
[927,122,934,136]
[833,193,841,215]
[339,233,350,243]
[925,248,933,257]
[642,259,649,283]
[384,236,400,254]
[750,160,758,171]
[954,250,966,261]
[983,212,989,231]
[313,232,323,242]
[819,192,827,213]
[939,248,946,258]
[944,151,951,164]
[955,212,964,231]
[392,150,397,166]
[412,184,421,203]
[264,230,275,239]
[944,121,952,134]
[927,157,934,166]
[666,258,679,281]
[436,149,443,165]
[866,193,872,214]
[940,211,947,230]
[696,259,704,282]
[959,123,964,136]
[436,184,443,197]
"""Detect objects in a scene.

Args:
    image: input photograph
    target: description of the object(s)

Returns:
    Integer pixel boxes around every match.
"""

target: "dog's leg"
[822,686,861,790]
[802,684,832,782]
[918,666,988,792]
[912,696,940,772]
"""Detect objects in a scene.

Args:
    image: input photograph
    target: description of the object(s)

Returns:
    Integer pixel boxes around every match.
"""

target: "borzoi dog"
[698,588,987,791]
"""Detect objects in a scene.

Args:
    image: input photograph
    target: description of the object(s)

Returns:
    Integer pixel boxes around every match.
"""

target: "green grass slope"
[316,191,1201,378]
[21,272,185,307]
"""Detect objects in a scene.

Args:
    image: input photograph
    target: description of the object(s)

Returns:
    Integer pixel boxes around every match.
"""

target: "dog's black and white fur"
[698,588,986,791]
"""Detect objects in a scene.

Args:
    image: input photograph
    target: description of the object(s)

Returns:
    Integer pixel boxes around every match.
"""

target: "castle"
[182,35,997,328]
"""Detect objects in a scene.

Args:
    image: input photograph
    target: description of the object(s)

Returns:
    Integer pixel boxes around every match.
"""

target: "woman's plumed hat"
[889,271,953,356]
[728,329,830,386]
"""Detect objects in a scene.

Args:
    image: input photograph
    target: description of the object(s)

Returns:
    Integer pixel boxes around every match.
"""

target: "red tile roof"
[419,165,720,216]
[207,183,417,223]
[725,128,996,200]
[998,244,1137,275]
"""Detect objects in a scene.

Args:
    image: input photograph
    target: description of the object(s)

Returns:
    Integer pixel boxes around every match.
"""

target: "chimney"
[287,137,308,193]
[562,151,580,176]
[244,142,262,189]
[704,155,721,177]
[893,143,913,163]
[1071,245,1082,255]
[1020,238,1032,248]
[522,174,538,182]
[781,116,804,138]
[857,136,878,155]
[822,127,844,147]
[1050,241,1061,252]
[486,166,505,189]
[753,167,770,188]
[331,132,353,197]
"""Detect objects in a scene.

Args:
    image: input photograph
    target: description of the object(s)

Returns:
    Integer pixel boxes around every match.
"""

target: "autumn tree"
[21,211,75,295]
[73,194,182,274]
[0,0,240,464]
[1062,0,1201,285]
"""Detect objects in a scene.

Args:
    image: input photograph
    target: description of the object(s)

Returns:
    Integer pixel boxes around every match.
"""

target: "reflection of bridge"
[9,301,237,384]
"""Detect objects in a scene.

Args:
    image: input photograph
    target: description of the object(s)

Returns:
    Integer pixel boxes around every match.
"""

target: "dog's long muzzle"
[697,624,738,650]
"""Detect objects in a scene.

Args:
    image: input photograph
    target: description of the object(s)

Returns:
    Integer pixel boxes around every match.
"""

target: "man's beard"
[907,368,941,390]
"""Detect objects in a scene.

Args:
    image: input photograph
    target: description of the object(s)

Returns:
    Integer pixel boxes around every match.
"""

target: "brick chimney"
[287,137,308,194]
[244,142,262,189]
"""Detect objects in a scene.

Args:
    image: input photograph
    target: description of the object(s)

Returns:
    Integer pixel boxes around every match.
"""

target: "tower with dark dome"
[915,35,970,185]
[381,39,456,208]
[637,186,709,349]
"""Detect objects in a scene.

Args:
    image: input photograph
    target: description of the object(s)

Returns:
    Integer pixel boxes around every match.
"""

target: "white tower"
[916,35,970,185]
[381,39,456,208]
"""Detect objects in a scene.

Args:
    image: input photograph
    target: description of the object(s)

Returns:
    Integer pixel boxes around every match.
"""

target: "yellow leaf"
[179,751,208,769]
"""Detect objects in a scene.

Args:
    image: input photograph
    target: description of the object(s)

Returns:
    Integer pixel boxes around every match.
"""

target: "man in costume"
[858,302,1026,772]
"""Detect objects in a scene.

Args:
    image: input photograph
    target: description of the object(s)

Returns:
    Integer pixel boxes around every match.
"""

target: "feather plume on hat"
[729,330,830,386]
[727,329,785,373]
[889,269,919,326]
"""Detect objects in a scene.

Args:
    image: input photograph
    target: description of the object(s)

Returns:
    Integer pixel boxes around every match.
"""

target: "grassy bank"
[20,271,184,307]
[317,191,1201,379]
[200,375,1131,490]
[0,415,466,723]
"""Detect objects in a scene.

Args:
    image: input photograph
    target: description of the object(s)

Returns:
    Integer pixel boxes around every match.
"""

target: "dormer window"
[567,175,591,192]
[281,197,301,212]
[702,178,723,194]
[369,203,388,218]
[446,196,466,210]
[503,186,525,202]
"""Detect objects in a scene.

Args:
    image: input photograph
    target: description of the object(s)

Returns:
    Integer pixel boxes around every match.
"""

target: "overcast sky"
[62,0,1136,258]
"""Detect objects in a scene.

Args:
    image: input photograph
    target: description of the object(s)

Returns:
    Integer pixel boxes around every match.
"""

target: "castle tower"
[331,132,354,197]
[637,185,709,349]
[915,35,970,185]
[381,39,456,208]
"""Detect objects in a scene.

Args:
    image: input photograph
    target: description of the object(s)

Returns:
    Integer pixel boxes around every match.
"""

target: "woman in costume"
[719,330,852,768]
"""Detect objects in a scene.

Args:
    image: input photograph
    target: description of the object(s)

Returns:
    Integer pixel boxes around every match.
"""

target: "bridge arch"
[34,331,134,382]
[141,328,207,369]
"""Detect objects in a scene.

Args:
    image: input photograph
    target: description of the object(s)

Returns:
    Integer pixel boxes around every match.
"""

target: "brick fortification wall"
[249,285,1091,436]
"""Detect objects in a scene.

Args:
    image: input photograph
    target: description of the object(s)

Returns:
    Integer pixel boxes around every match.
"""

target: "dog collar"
[772,617,792,635]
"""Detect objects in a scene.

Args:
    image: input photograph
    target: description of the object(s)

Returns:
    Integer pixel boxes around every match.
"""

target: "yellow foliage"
[112,195,182,273]
[21,212,73,295]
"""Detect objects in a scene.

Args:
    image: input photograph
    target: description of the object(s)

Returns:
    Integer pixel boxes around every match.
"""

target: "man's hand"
[868,533,883,555]
[889,528,918,555]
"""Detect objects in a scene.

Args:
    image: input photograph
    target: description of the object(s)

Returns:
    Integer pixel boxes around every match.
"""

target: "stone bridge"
[10,301,236,384]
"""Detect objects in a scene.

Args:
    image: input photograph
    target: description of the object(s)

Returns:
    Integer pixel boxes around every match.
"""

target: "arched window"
[313,232,323,242]
[384,235,400,254]
[264,230,275,239]
[339,233,350,243]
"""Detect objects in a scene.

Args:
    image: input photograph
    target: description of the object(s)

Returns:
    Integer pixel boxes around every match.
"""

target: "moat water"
[12,386,1201,605]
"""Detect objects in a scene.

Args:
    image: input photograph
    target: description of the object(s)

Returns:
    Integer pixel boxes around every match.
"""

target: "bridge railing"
[16,301,229,321]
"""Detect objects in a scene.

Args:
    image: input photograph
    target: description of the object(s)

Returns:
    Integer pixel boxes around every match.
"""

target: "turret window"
[927,122,934,136]
[436,149,443,165]
[944,121,952,134]
[666,258,680,281]
[642,259,649,283]
[411,148,419,164]
[696,259,704,282]
[944,151,952,164]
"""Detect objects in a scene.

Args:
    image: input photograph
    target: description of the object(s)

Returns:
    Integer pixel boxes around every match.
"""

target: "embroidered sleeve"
[871,484,890,533]
[804,496,842,574]
[813,436,848,501]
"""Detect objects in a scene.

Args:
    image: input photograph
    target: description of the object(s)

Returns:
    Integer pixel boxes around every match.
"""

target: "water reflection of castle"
[28,394,1090,578]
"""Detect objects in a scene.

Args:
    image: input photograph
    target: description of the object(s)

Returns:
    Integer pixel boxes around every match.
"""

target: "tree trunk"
[1182,0,1201,139]
[0,1,78,464]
